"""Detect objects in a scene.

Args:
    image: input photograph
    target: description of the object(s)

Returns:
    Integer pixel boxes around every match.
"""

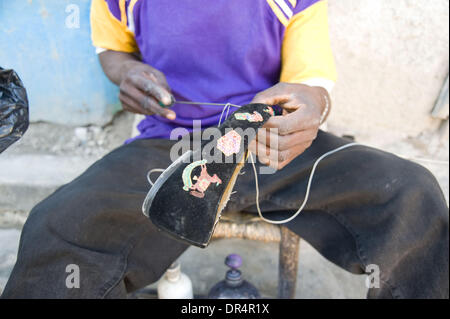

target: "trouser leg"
[4,130,448,298]
[228,130,449,299]
[2,139,189,298]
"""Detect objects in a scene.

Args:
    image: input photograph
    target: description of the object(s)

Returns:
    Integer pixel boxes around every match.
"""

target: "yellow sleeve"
[90,0,138,53]
[280,0,337,86]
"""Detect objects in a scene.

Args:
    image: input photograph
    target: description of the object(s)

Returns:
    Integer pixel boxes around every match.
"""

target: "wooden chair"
[212,211,300,299]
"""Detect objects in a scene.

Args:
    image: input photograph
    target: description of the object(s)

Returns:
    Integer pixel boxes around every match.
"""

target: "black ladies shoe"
[142,103,278,248]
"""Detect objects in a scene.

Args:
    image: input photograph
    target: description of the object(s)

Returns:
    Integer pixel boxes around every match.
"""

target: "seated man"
[3,0,448,298]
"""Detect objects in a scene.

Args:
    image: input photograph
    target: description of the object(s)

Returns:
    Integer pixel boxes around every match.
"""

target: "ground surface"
[0,112,448,298]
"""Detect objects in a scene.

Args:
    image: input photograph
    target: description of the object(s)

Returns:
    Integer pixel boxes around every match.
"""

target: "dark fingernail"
[159,95,174,108]
[273,105,283,116]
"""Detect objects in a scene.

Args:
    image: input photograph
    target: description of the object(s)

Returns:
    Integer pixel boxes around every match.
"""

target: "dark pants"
[2,131,449,298]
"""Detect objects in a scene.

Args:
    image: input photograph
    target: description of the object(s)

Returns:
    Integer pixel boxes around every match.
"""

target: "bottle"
[157,262,193,299]
[208,254,260,299]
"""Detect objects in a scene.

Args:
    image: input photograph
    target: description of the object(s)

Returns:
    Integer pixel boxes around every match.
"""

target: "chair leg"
[278,226,300,299]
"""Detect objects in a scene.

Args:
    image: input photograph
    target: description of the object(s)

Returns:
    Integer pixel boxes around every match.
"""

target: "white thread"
[174,99,241,109]
[147,168,166,186]
[249,142,361,224]
[217,103,233,127]
[172,99,240,126]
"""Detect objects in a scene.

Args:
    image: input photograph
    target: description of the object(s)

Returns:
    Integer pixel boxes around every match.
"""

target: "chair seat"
[212,211,281,243]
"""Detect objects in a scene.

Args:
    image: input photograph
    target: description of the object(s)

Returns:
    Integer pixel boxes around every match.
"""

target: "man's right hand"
[99,50,176,120]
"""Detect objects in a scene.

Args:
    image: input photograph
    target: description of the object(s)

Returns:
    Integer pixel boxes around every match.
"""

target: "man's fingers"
[252,91,291,106]
[145,70,171,91]
[119,93,149,115]
[248,140,270,166]
[255,128,318,152]
[263,108,320,135]
[120,83,176,119]
[129,73,173,106]
[263,114,304,136]
[251,82,295,105]
[251,83,306,113]
[142,95,176,120]
[250,140,312,170]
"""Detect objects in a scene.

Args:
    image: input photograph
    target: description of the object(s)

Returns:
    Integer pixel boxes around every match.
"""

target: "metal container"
[208,254,260,299]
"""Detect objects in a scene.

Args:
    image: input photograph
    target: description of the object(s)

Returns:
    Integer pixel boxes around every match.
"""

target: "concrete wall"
[0,0,120,126]
[327,0,449,142]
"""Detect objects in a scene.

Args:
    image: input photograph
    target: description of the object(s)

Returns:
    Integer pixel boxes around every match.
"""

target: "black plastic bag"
[0,67,29,153]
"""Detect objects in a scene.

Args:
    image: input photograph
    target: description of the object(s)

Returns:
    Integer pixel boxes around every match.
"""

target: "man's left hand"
[249,82,329,170]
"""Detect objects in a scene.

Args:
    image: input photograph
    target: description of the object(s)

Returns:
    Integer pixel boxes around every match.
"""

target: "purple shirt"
[91,0,326,140]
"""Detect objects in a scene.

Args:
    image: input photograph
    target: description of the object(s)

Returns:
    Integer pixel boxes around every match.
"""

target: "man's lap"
[3,130,448,298]
[18,129,446,265]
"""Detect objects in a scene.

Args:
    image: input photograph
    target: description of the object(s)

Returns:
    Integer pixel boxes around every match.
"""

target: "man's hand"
[99,50,176,120]
[249,82,330,170]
